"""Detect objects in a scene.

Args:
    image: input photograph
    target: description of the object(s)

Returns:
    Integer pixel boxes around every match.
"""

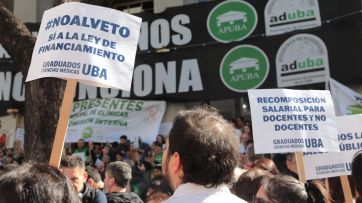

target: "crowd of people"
[0,106,362,203]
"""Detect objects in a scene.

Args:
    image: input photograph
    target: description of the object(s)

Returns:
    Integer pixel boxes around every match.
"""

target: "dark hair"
[156,134,166,145]
[352,150,362,202]
[233,169,273,202]
[86,166,102,183]
[120,135,128,140]
[262,175,307,203]
[167,106,240,187]
[0,163,79,203]
[106,161,132,188]
[327,176,356,203]
[262,175,331,203]
[253,158,280,175]
[60,156,85,169]
[146,191,170,203]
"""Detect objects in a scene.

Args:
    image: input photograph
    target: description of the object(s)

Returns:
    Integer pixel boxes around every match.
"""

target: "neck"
[109,186,127,193]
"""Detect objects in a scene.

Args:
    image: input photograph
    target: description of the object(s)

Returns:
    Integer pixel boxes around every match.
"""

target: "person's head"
[146,191,170,203]
[233,168,272,202]
[115,152,125,161]
[241,132,251,146]
[120,135,128,144]
[77,139,85,148]
[156,135,165,145]
[253,158,280,175]
[152,165,163,180]
[104,161,132,193]
[60,156,87,193]
[256,175,307,203]
[0,163,79,203]
[153,143,163,155]
[86,166,104,190]
[102,145,110,155]
[101,155,111,165]
[285,153,298,175]
[162,106,240,190]
[235,116,245,129]
[352,150,362,199]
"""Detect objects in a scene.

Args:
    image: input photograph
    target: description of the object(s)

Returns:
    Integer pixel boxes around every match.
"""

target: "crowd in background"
[1,112,362,203]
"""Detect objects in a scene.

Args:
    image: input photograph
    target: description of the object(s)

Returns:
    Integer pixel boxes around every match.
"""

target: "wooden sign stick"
[49,79,77,167]
[340,175,353,203]
[295,152,307,183]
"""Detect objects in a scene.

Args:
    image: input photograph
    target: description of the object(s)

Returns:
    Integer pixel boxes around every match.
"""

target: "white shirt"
[162,183,247,203]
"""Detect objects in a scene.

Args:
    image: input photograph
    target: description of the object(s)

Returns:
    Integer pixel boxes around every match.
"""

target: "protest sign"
[248,89,339,154]
[25,2,142,167]
[26,2,142,91]
[304,114,362,180]
[66,98,166,144]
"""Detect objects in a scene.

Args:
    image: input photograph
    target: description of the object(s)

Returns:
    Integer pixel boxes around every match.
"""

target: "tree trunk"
[0,0,115,163]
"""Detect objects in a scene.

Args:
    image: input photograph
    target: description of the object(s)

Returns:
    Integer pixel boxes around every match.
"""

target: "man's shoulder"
[82,185,107,203]
[106,192,143,203]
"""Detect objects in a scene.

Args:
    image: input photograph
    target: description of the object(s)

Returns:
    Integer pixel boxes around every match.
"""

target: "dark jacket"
[81,183,107,203]
[106,192,143,203]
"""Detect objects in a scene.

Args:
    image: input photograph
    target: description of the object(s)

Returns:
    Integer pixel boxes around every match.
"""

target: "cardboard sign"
[26,2,142,91]
[304,114,362,180]
[248,89,339,153]
[66,98,166,144]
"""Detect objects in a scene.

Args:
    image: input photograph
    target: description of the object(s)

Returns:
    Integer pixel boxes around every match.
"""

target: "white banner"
[248,89,339,153]
[0,115,17,148]
[66,98,166,144]
[329,78,362,116]
[26,2,142,91]
[304,114,362,180]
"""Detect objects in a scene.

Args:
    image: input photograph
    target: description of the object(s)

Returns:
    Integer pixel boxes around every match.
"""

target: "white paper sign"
[304,114,362,180]
[65,98,166,144]
[248,89,339,153]
[26,2,142,91]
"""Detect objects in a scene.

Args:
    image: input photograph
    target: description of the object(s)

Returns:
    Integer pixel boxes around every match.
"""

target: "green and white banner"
[329,78,362,116]
[66,98,166,144]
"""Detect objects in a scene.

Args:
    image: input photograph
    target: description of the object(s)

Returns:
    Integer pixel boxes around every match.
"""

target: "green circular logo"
[81,127,94,139]
[207,0,258,43]
[220,45,269,92]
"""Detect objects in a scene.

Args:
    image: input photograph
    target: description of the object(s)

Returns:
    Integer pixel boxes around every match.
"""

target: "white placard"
[304,114,362,180]
[26,2,142,91]
[66,98,166,144]
[248,89,339,153]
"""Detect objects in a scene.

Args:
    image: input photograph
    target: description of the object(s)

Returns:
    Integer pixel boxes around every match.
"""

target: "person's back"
[104,161,143,203]
[161,106,246,203]
[107,192,143,203]
[352,150,362,203]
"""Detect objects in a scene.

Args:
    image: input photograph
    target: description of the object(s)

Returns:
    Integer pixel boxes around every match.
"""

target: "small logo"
[276,34,329,87]
[220,45,269,92]
[265,0,321,36]
[207,0,258,43]
[81,127,94,139]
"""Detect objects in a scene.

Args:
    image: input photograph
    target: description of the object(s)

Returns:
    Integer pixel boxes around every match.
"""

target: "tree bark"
[0,0,115,163]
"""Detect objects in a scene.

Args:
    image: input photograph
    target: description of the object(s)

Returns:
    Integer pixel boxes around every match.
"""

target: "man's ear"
[83,171,88,181]
[171,152,183,177]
